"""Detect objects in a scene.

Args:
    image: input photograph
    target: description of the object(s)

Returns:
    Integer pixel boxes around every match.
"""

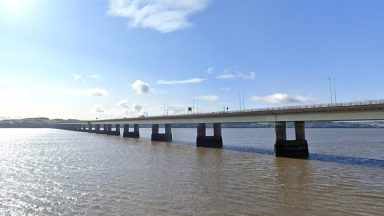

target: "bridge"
[56,100,384,158]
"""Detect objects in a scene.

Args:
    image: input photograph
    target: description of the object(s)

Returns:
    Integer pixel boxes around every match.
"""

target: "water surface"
[0,128,383,215]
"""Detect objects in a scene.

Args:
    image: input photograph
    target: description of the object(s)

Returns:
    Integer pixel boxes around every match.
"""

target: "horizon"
[1,0,384,120]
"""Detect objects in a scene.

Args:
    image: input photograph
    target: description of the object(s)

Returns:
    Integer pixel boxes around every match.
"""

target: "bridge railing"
[96,99,384,120]
[150,99,384,118]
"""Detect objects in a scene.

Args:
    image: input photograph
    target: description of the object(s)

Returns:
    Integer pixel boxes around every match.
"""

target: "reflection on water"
[0,128,383,215]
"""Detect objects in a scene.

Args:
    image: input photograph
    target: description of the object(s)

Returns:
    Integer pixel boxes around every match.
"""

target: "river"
[0,128,383,215]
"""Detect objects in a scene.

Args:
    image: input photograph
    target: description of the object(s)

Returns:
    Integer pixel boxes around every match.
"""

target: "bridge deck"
[85,101,384,124]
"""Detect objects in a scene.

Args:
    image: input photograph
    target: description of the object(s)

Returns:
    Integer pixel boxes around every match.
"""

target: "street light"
[333,78,337,104]
[328,78,332,105]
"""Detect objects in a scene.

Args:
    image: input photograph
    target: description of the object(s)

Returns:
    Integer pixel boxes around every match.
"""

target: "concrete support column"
[152,124,159,135]
[213,123,222,137]
[275,121,287,142]
[165,124,172,135]
[112,124,120,136]
[151,124,172,142]
[275,121,308,158]
[196,123,223,148]
[134,124,139,133]
[88,124,93,133]
[83,124,87,131]
[95,124,101,133]
[107,124,112,135]
[295,121,305,141]
[123,124,129,136]
[197,123,206,137]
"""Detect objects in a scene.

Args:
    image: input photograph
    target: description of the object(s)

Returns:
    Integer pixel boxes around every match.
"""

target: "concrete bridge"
[56,100,384,158]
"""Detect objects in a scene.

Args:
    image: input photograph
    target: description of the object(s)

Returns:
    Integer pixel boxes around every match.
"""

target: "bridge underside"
[57,120,313,158]
[56,101,384,158]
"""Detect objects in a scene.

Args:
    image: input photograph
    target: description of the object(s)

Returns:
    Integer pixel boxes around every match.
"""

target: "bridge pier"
[114,124,121,136]
[106,124,112,135]
[123,124,140,138]
[101,124,107,134]
[274,121,309,158]
[88,124,94,133]
[106,124,120,136]
[196,123,223,148]
[95,124,101,133]
[151,124,172,142]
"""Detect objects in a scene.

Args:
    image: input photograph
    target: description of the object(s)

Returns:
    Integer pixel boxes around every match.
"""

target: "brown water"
[0,128,383,215]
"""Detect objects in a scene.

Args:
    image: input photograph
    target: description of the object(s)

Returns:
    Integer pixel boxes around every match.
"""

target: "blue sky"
[1,0,384,120]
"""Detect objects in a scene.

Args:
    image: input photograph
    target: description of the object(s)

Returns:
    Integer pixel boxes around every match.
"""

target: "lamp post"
[328,78,333,105]
[333,78,337,104]
[239,92,242,111]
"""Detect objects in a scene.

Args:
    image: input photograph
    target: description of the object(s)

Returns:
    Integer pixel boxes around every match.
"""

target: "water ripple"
[0,128,383,215]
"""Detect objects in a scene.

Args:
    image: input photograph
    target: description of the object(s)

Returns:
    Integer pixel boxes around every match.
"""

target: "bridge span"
[56,100,384,158]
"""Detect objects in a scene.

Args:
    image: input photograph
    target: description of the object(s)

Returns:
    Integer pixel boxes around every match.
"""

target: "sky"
[1,0,384,120]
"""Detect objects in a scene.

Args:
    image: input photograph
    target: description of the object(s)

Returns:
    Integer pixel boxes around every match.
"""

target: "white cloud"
[117,99,130,108]
[65,88,109,96]
[156,78,205,85]
[220,87,231,91]
[166,105,188,115]
[217,71,256,80]
[119,109,133,117]
[132,80,150,94]
[216,73,236,80]
[73,74,81,81]
[148,104,189,115]
[87,74,101,80]
[206,67,214,74]
[86,88,109,97]
[151,88,168,94]
[198,95,219,102]
[72,74,101,82]
[91,106,108,113]
[107,0,211,33]
[251,93,318,105]
[238,72,256,80]
[132,103,143,113]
